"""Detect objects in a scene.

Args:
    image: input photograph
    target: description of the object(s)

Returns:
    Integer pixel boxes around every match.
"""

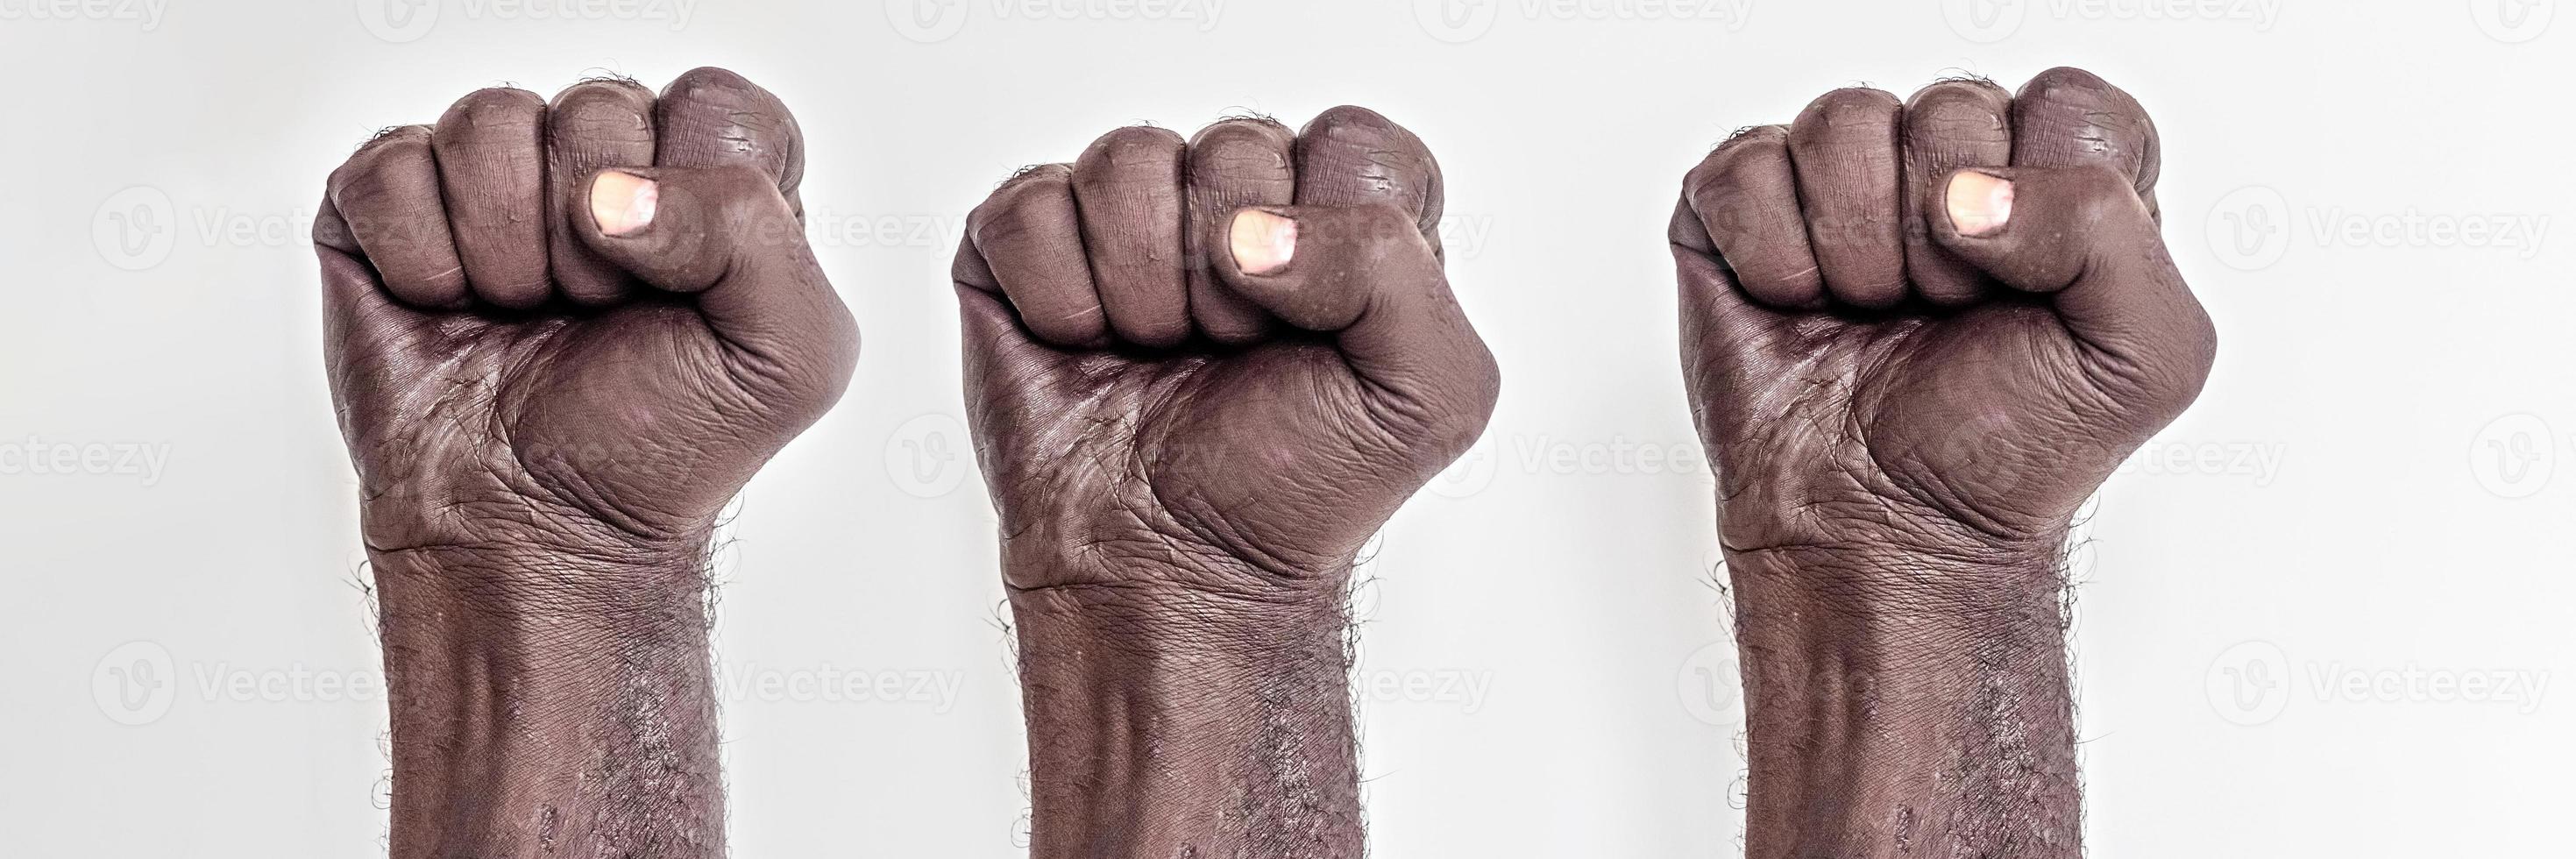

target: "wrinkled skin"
[314,68,858,555]
[1672,68,2218,555]
[953,109,1500,593]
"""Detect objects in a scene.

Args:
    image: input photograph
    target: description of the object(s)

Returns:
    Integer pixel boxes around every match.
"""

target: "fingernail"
[592,170,658,237]
[1230,209,1296,275]
[1947,171,2013,237]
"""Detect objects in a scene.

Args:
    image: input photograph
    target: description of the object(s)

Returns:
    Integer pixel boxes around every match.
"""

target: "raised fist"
[1671,68,2217,555]
[314,68,858,557]
[954,108,1500,596]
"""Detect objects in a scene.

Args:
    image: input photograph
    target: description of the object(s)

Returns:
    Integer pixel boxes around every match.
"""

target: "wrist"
[370,543,724,859]
[1721,541,2080,858]
[1007,567,1363,858]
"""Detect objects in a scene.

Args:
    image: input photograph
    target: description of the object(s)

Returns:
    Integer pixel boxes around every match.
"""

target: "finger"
[1210,204,1497,425]
[573,165,859,376]
[316,239,439,438]
[1669,190,1792,417]
[328,126,470,309]
[656,67,805,212]
[547,77,657,305]
[1071,125,1189,348]
[429,88,550,309]
[1184,117,1295,344]
[1683,126,1825,309]
[1785,88,1905,309]
[1932,167,2212,385]
[961,166,1109,348]
[1902,78,2013,306]
[2012,67,2161,220]
[1294,105,1444,258]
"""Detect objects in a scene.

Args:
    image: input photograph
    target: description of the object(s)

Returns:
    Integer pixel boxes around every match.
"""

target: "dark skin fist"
[314,68,859,558]
[954,109,1500,595]
[1671,68,2217,556]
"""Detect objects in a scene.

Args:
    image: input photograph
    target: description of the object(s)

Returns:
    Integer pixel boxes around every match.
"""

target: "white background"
[4,0,2572,855]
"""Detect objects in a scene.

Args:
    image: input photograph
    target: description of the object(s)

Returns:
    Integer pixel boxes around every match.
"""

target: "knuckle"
[1684,131,1786,211]
[1186,121,1293,175]
[1906,83,2010,130]
[2018,66,2115,101]
[1302,103,1399,137]
[1086,124,1185,160]
[661,66,758,101]
[1799,88,1901,126]
[339,126,430,174]
[975,166,1073,232]
[440,87,544,125]
[1907,76,2009,106]
[548,83,652,134]
[1189,117,1289,148]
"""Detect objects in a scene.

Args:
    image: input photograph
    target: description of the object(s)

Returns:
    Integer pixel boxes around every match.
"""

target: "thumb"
[576,165,859,373]
[1933,166,2215,383]
[1211,203,1500,430]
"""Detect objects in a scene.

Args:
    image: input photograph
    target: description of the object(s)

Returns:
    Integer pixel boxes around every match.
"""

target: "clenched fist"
[1673,67,2216,557]
[954,108,1499,597]
[315,68,857,558]
[311,68,853,858]
[1671,68,2216,858]
[955,108,1496,857]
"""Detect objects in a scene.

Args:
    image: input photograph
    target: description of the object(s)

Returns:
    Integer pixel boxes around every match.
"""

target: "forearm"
[1724,541,2080,859]
[1009,575,1362,859]
[372,542,724,859]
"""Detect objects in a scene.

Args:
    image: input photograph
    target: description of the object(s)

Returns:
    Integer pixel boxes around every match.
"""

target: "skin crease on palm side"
[1670,67,2218,857]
